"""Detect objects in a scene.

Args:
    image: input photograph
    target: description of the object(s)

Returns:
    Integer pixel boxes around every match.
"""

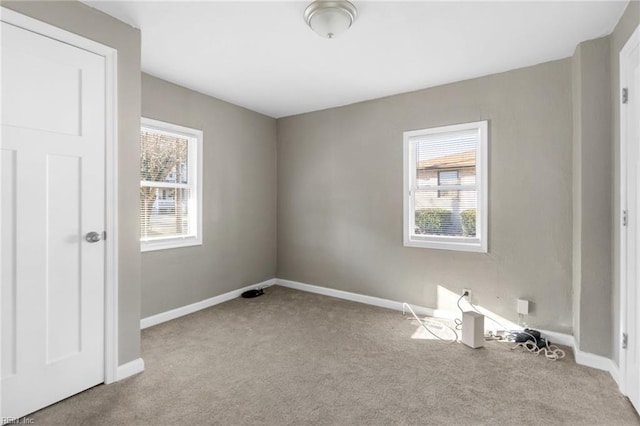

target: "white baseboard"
[140,278,276,329]
[275,278,623,384]
[277,279,576,339]
[276,278,455,320]
[609,362,621,390]
[116,358,145,381]
[573,346,619,376]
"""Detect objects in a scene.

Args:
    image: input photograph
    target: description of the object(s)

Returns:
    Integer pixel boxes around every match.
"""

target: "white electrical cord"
[465,295,511,333]
[402,302,459,343]
[456,294,566,361]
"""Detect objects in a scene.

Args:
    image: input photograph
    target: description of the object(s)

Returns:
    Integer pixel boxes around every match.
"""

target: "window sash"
[140,186,193,241]
[140,181,190,190]
[410,189,478,237]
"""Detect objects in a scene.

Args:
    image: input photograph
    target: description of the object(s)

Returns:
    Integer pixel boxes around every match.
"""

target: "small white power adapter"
[461,311,484,349]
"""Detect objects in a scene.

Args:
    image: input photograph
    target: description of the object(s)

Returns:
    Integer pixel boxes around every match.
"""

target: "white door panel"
[3,50,81,135]
[1,21,106,419]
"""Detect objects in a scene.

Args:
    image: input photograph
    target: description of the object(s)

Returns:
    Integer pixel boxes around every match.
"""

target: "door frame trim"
[619,22,640,398]
[0,7,120,396]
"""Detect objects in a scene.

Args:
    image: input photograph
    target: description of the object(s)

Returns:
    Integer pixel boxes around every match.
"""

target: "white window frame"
[403,120,488,253]
[140,117,203,252]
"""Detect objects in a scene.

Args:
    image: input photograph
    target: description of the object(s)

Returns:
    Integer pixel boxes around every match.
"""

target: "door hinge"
[623,88,628,104]
[623,333,628,349]
[624,210,628,227]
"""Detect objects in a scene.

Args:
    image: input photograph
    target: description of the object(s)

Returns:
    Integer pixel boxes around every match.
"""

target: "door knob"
[85,232,102,243]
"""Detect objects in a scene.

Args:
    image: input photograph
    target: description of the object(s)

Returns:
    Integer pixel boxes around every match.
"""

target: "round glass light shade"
[304,1,357,39]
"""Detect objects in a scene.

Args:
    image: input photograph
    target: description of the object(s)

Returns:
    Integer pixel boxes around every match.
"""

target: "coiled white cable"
[511,331,566,361]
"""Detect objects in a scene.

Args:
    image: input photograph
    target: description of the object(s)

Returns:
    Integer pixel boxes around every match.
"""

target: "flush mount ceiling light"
[304,0,358,39]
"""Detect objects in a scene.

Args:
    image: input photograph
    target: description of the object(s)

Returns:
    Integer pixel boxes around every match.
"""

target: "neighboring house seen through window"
[140,118,203,251]
[403,121,488,252]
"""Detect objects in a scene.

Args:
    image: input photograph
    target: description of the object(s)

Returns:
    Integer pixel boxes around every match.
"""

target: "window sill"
[404,237,487,253]
[141,236,202,252]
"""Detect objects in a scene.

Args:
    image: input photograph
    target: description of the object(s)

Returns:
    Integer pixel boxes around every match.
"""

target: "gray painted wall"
[141,74,277,318]
[612,1,640,366]
[2,1,143,364]
[572,37,612,357]
[277,59,574,333]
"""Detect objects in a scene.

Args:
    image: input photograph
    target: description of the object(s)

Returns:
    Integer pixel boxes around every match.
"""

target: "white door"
[1,21,106,419]
[623,25,640,413]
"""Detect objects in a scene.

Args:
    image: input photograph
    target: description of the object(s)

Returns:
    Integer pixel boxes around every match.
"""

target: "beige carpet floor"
[29,285,638,425]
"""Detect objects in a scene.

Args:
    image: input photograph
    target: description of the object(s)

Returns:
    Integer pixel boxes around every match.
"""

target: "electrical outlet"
[462,288,472,300]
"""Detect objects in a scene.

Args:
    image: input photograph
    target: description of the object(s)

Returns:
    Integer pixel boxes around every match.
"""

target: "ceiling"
[85,1,628,118]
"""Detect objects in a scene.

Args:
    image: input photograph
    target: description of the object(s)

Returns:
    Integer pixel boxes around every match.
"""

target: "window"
[140,118,203,251]
[403,121,488,252]
[437,170,459,198]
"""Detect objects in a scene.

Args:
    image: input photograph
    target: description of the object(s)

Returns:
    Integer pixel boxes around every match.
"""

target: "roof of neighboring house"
[418,150,475,170]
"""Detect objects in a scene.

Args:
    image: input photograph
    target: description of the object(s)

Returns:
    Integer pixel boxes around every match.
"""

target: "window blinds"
[411,128,478,238]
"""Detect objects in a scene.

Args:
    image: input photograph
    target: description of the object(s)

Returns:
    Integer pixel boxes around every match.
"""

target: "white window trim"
[403,120,488,253]
[140,117,203,252]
